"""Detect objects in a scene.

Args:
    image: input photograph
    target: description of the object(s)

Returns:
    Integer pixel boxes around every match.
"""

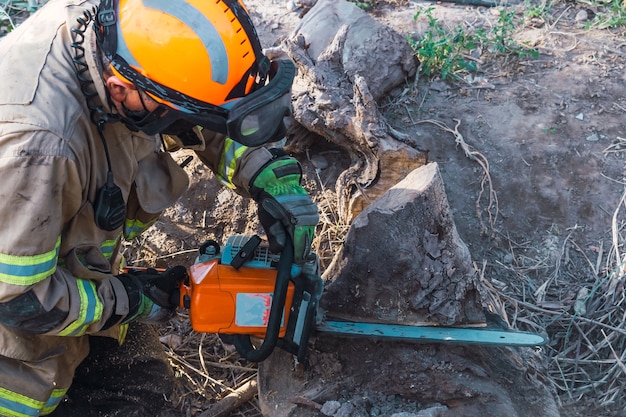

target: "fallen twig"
[198,378,258,417]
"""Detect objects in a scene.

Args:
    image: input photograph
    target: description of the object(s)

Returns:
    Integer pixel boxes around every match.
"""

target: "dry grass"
[478,195,626,409]
[157,313,263,417]
[308,175,351,271]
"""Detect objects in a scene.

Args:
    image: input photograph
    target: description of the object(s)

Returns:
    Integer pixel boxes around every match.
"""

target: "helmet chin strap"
[119,92,154,131]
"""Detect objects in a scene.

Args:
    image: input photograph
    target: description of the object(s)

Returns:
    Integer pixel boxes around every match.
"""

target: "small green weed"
[353,2,374,10]
[587,0,626,29]
[523,0,552,19]
[408,7,478,79]
[408,6,539,80]
[491,9,517,54]
[491,8,540,59]
[349,0,375,10]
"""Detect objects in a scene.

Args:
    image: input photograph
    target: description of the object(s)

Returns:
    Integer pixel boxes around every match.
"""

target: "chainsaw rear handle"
[229,236,294,363]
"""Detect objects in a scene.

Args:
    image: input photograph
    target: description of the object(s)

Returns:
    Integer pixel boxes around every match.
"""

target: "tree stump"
[281,0,426,222]
[258,163,559,417]
[320,163,483,326]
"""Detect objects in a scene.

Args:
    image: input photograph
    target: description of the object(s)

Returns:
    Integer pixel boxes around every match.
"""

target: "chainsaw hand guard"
[230,237,294,362]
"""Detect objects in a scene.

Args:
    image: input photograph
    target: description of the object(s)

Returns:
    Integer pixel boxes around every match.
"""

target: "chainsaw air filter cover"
[180,235,296,337]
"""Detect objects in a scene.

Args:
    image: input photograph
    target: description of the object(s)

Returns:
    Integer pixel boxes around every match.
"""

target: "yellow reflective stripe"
[0,237,60,286]
[100,238,119,260]
[0,385,46,417]
[217,138,247,189]
[58,279,103,337]
[41,388,67,415]
[217,139,235,188]
[118,323,129,345]
[124,217,157,240]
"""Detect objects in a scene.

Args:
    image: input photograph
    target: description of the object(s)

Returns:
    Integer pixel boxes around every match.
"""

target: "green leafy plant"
[408,7,479,79]
[347,0,377,10]
[523,0,552,19]
[408,6,539,80]
[352,1,374,10]
[491,9,517,54]
[588,0,626,29]
[492,8,539,59]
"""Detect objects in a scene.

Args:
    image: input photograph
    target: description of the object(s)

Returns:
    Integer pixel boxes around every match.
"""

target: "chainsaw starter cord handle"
[231,236,294,362]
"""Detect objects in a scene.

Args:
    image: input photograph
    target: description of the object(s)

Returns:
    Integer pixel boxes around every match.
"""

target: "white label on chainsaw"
[235,293,284,327]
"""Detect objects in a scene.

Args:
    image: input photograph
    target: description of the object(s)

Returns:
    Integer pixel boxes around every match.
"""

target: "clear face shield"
[114,59,296,147]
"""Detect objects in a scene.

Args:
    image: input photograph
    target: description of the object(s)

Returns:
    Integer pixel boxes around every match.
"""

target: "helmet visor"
[225,59,295,146]
[115,60,295,147]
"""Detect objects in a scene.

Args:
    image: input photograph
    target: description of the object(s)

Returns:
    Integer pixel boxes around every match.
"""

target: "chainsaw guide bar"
[316,320,548,347]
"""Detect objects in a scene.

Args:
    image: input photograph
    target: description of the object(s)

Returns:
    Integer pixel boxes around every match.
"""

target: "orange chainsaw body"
[180,258,295,337]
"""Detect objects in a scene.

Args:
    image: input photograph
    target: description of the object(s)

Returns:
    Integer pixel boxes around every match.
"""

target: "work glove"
[117,266,187,324]
[250,154,319,264]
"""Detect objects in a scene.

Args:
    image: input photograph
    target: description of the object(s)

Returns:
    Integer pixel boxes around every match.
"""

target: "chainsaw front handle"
[230,235,294,362]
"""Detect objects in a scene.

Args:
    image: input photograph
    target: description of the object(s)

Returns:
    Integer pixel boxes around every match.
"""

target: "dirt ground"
[4,0,626,415]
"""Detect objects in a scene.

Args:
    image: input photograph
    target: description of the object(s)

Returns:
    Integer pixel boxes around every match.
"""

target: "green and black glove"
[250,153,319,264]
[117,266,187,324]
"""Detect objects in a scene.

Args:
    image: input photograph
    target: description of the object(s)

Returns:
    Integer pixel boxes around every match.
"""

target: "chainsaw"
[170,234,547,363]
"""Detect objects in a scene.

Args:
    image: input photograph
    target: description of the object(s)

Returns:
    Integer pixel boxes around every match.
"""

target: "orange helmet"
[96,0,264,110]
[95,0,295,145]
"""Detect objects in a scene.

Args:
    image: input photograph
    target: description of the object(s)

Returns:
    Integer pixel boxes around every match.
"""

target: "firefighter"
[0,0,318,416]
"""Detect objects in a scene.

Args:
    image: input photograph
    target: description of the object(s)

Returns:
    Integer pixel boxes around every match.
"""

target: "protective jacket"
[0,0,274,415]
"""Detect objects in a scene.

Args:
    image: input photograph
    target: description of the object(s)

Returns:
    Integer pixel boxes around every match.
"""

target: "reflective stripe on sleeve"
[58,279,103,337]
[0,386,68,416]
[217,138,248,189]
[118,323,129,345]
[0,237,60,286]
[41,388,67,415]
[124,217,157,241]
[100,237,120,260]
[0,386,46,417]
